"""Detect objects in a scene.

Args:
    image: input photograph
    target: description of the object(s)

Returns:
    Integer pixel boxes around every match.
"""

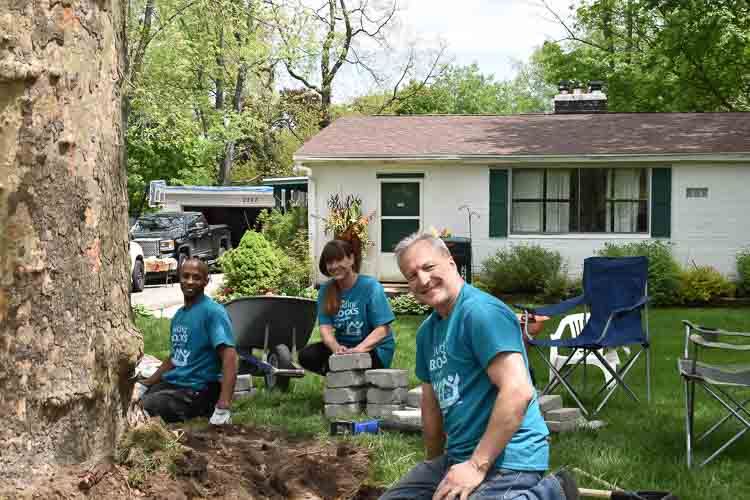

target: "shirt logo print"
[428,340,461,410]
[171,324,191,367]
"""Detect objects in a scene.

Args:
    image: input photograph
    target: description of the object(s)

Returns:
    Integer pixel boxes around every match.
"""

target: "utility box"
[442,237,472,284]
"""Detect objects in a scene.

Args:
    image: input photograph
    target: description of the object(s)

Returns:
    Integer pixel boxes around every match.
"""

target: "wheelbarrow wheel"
[265,344,293,391]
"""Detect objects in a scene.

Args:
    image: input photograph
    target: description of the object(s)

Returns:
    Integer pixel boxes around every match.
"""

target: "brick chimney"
[554,80,607,114]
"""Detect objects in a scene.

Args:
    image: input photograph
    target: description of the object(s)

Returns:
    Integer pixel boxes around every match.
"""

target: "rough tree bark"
[0,0,141,488]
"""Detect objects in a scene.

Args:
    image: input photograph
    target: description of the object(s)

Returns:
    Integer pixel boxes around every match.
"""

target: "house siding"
[670,163,750,279]
[308,161,750,283]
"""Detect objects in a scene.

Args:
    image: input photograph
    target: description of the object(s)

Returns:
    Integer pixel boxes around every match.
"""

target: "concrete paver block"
[366,387,408,405]
[329,353,372,372]
[235,374,254,392]
[233,389,257,400]
[324,387,367,404]
[365,369,408,388]
[545,408,582,422]
[546,420,578,433]
[326,370,367,388]
[538,395,562,414]
[407,386,422,408]
[390,409,422,427]
[324,403,364,419]
[366,404,402,419]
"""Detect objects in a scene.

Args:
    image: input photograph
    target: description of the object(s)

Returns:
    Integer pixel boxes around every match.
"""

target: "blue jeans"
[379,455,566,500]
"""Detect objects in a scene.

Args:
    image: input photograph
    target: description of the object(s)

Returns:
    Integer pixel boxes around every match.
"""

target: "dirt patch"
[6,424,383,500]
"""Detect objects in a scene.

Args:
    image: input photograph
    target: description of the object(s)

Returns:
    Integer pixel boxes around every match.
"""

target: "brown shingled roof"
[294,113,750,158]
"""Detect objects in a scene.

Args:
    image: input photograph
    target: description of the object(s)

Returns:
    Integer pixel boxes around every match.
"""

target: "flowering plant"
[322,194,375,258]
[428,226,453,239]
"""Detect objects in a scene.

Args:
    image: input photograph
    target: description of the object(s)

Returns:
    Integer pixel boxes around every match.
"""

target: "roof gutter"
[293,152,750,165]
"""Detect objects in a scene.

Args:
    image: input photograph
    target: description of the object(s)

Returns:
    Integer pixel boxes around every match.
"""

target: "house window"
[511,168,648,234]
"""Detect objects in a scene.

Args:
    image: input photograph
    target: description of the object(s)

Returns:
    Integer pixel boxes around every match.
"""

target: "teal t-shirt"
[415,284,549,472]
[317,275,396,367]
[164,295,236,391]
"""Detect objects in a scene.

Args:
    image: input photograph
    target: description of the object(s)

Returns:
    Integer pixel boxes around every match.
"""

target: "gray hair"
[393,233,451,263]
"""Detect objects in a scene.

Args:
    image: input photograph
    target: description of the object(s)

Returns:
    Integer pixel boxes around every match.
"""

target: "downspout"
[293,163,317,287]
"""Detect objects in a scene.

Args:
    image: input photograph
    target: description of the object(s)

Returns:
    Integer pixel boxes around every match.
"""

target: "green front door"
[379,180,421,281]
[380,181,421,252]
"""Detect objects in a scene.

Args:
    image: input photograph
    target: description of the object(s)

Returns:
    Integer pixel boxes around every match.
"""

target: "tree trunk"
[320,86,332,128]
[0,0,141,488]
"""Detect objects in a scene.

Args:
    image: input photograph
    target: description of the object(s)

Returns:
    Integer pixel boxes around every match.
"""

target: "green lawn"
[135,308,750,500]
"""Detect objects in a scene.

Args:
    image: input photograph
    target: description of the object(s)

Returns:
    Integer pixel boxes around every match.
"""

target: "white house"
[294,97,750,284]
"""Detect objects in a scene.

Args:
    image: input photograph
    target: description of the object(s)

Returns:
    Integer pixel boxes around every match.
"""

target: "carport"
[160,185,275,248]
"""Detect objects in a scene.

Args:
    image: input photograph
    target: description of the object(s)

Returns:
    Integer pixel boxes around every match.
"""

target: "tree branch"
[285,61,322,93]
[540,0,609,52]
[376,43,447,114]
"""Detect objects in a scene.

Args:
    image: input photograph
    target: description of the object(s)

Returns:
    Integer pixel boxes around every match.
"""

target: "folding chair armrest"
[682,320,750,355]
[514,295,586,318]
[612,295,650,317]
[596,298,648,343]
[682,320,750,338]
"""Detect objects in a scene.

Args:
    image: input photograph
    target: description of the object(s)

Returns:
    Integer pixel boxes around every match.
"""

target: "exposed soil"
[6,424,386,500]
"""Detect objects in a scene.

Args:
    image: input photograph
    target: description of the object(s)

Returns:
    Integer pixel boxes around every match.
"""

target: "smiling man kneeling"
[135,257,238,425]
[379,234,575,500]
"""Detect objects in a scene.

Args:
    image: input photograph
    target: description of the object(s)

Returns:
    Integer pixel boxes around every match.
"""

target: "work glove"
[131,382,149,403]
[209,407,232,425]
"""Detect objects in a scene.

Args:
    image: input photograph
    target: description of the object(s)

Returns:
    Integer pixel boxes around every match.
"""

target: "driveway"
[131,273,224,318]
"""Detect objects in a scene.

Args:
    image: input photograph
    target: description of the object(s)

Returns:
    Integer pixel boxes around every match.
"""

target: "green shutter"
[489,169,508,237]
[651,167,671,238]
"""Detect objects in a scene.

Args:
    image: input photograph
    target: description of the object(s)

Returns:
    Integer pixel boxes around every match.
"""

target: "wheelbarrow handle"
[579,488,612,498]
[580,488,655,500]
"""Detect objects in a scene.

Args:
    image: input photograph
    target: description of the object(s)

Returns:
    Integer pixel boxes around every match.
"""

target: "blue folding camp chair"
[518,256,651,416]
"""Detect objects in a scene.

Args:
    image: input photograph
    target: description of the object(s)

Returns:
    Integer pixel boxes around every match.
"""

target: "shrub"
[256,208,313,297]
[479,244,569,300]
[388,293,431,315]
[737,249,750,297]
[298,286,319,300]
[256,207,307,250]
[596,241,681,306]
[270,226,311,296]
[678,265,735,304]
[218,231,283,297]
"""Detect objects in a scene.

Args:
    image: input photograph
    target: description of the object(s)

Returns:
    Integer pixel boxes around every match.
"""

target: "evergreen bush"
[218,231,283,298]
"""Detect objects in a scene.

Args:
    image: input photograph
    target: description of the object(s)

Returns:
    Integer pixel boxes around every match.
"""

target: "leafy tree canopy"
[536,0,750,111]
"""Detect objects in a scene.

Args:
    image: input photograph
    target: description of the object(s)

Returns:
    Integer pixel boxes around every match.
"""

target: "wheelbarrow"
[224,295,317,391]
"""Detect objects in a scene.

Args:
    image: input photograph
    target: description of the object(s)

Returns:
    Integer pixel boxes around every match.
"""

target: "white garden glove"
[209,407,232,425]
[131,382,149,403]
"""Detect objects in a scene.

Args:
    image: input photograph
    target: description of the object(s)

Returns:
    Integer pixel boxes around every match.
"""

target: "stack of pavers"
[365,369,409,418]
[538,395,606,432]
[324,353,372,419]
[323,353,421,425]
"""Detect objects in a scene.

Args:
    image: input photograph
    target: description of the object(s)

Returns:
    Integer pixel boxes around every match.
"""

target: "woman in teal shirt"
[298,240,396,374]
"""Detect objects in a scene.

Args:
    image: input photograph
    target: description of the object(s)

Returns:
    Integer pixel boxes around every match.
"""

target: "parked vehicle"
[130,241,145,292]
[130,212,232,278]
